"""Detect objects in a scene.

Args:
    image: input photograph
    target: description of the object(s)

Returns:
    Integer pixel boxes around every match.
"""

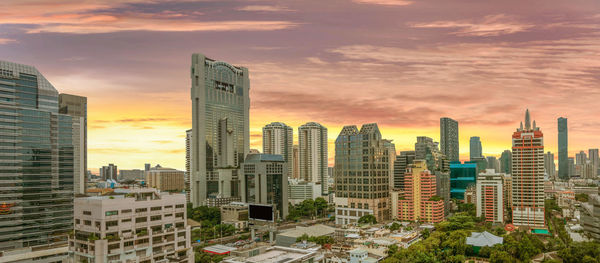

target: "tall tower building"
[334,124,391,224]
[262,122,293,178]
[100,164,118,181]
[499,150,512,175]
[440,117,459,162]
[384,139,396,191]
[589,149,599,176]
[298,122,328,195]
[476,170,504,223]
[59,93,87,194]
[576,151,587,166]
[469,136,483,160]
[558,117,568,180]
[393,151,416,190]
[544,152,556,179]
[292,145,300,179]
[415,136,449,172]
[511,109,545,228]
[568,157,576,177]
[0,60,74,254]
[185,129,192,202]
[398,160,445,223]
[190,54,250,207]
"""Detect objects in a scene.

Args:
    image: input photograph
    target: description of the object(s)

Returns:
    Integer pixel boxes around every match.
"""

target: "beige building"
[69,189,193,263]
[221,202,249,231]
[146,167,185,192]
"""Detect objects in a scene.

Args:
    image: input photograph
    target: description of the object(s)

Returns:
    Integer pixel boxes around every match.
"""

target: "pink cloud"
[410,14,534,36]
[353,0,413,6]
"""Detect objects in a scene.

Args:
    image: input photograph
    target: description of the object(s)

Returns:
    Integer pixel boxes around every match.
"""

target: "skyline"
[1,0,600,171]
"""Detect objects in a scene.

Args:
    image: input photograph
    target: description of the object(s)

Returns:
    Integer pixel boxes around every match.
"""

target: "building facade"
[511,110,545,228]
[240,154,289,220]
[499,150,512,175]
[544,152,555,179]
[470,136,483,160]
[146,167,186,192]
[298,122,328,195]
[440,117,459,162]
[449,162,477,200]
[292,145,300,180]
[69,189,193,263]
[263,122,294,179]
[589,149,599,177]
[393,151,415,190]
[190,53,250,207]
[288,179,323,205]
[59,93,87,195]
[100,164,118,181]
[0,61,74,254]
[185,129,192,202]
[558,117,568,180]
[119,169,145,181]
[580,194,600,241]
[398,160,445,223]
[476,170,504,223]
[334,124,391,225]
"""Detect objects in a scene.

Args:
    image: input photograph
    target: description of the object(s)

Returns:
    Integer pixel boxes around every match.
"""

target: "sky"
[0,0,599,172]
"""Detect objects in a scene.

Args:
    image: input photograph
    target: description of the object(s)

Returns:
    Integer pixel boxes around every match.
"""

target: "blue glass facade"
[0,61,73,251]
[450,162,477,200]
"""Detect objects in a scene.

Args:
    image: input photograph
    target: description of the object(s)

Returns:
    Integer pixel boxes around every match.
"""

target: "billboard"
[248,204,274,222]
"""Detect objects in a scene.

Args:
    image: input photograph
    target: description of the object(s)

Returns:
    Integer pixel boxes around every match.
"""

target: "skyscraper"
[185,129,192,202]
[298,122,328,195]
[393,151,416,190]
[262,122,293,178]
[384,139,396,191]
[334,124,391,224]
[568,157,576,177]
[398,160,445,223]
[512,109,545,228]
[241,154,289,220]
[190,53,250,207]
[544,152,555,179]
[558,117,568,180]
[100,164,118,181]
[440,117,459,162]
[415,136,449,172]
[499,150,512,175]
[469,136,482,160]
[589,149,599,176]
[59,93,87,194]
[576,151,587,166]
[0,60,74,254]
[292,145,300,179]
[476,170,504,223]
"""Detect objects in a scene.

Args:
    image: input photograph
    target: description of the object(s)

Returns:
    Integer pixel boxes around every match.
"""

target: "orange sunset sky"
[1,0,599,172]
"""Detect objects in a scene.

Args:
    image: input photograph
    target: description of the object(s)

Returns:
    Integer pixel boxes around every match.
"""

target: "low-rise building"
[69,189,193,263]
[581,194,600,240]
[288,179,322,205]
[275,224,335,247]
[221,202,249,231]
[146,167,186,191]
[224,245,324,263]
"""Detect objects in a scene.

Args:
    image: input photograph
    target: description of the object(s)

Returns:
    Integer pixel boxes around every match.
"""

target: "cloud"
[306,57,328,65]
[0,0,298,34]
[237,5,294,12]
[0,38,16,44]
[410,14,534,36]
[353,0,413,6]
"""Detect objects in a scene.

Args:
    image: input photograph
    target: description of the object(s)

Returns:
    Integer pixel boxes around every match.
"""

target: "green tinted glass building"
[450,162,477,200]
[0,61,74,251]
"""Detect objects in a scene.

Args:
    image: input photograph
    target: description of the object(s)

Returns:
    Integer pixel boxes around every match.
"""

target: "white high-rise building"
[298,122,328,195]
[476,170,504,224]
[544,152,556,178]
[588,149,599,176]
[263,122,293,178]
[185,129,192,203]
[511,109,545,228]
[190,54,250,207]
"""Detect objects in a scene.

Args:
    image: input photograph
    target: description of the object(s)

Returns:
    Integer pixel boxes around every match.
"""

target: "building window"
[151,206,162,211]
[135,208,147,213]
[150,215,162,221]
[83,211,91,215]
[122,209,132,214]
[175,204,184,209]
[105,210,118,216]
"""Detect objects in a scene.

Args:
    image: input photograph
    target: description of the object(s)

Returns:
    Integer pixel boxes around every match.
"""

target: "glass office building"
[0,61,74,252]
[450,162,477,200]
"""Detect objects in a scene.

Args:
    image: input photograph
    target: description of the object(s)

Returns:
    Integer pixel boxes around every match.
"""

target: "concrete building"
[511,109,545,228]
[486,156,498,172]
[298,122,328,195]
[568,157,576,177]
[449,162,477,200]
[581,161,596,179]
[292,145,300,180]
[119,169,145,181]
[334,124,392,225]
[288,179,322,205]
[435,171,451,215]
[146,167,186,191]
[190,53,250,207]
[240,154,289,220]
[476,170,504,223]
[59,93,87,195]
[589,149,599,176]
[503,175,513,210]
[221,202,249,231]
[100,164,118,181]
[414,136,449,173]
[558,117,568,180]
[0,60,75,256]
[393,151,415,190]
[384,140,396,192]
[580,194,600,241]
[224,245,324,263]
[69,189,193,263]
[185,129,192,202]
[470,136,483,160]
[398,160,445,223]
[544,152,556,179]
[499,150,512,175]
[576,151,587,166]
[275,224,335,247]
[464,185,477,205]
[440,117,459,162]
[263,122,294,179]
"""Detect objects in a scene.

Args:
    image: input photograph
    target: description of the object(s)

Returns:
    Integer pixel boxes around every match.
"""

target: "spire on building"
[525,109,531,130]
[520,122,523,131]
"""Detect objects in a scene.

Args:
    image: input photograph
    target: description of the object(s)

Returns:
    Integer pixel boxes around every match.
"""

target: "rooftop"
[466,231,503,247]
[244,154,285,163]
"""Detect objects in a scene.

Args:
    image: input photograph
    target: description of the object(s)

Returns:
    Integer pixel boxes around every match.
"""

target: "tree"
[575,193,589,202]
[489,250,512,263]
[358,214,377,224]
[314,197,328,217]
[389,222,401,231]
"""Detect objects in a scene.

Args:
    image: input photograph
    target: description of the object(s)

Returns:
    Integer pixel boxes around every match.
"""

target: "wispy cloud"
[306,57,328,65]
[353,0,413,6]
[237,5,294,12]
[0,38,16,44]
[410,14,533,36]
